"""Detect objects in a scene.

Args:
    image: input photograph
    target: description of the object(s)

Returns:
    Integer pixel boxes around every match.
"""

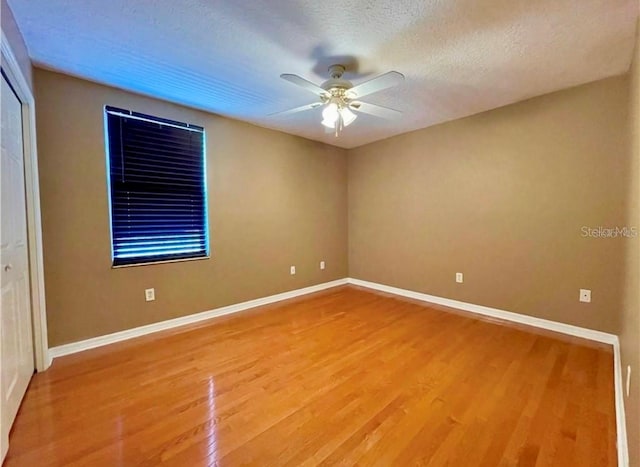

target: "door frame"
[1,30,50,372]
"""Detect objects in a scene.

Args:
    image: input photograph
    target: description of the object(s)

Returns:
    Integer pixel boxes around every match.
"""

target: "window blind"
[105,106,208,266]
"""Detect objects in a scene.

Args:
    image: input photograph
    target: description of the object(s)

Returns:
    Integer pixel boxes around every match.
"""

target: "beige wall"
[1,0,32,90]
[349,76,630,334]
[34,68,348,346]
[37,67,633,343]
[622,19,640,467]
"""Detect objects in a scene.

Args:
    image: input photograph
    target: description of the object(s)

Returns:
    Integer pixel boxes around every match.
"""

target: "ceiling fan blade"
[280,74,329,97]
[346,71,404,99]
[269,102,322,117]
[350,101,402,120]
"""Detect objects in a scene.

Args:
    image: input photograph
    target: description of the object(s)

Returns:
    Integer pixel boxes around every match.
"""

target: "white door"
[0,71,34,461]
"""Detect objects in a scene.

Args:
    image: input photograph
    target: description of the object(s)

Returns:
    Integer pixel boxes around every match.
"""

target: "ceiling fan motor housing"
[321,64,353,95]
[321,79,353,93]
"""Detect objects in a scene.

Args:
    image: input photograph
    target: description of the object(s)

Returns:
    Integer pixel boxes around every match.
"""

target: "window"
[105,106,208,266]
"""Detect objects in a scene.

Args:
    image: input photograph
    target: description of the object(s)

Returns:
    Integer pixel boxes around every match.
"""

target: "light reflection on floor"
[206,376,218,465]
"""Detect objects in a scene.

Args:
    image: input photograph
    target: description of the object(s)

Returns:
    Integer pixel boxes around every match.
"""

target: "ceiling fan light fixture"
[321,118,336,129]
[341,107,357,126]
[321,102,356,129]
[322,102,339,123]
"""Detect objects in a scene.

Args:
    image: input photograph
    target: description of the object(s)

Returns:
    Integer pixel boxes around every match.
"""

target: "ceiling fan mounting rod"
[328,64,346,79]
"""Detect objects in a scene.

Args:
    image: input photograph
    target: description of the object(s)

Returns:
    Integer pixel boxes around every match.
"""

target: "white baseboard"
[48,278,348,359]
[613,343,629,467]
[346,277,628,467]
[347,278,617,344]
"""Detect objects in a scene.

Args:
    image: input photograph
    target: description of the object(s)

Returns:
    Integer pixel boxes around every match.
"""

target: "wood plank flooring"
[5,286,616,466]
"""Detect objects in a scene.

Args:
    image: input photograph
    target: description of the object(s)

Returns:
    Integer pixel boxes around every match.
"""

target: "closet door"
[1,70,34,461]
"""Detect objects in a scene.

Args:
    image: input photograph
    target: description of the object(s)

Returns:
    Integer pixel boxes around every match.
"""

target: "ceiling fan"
[272,64,404,136]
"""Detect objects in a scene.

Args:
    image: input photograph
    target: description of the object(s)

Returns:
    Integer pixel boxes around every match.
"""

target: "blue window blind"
[105,106,208,266]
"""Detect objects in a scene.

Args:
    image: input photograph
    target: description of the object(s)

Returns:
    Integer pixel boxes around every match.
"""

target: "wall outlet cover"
[145,288,155,301]
[579,289,591,303]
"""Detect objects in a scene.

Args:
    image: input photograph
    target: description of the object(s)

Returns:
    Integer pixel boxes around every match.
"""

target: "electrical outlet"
[455,272,463,283]
[290,266,296,275]
[627,365,631,398]
[145,288,155,302]
[579,289,591,303]
[320,261,325,270]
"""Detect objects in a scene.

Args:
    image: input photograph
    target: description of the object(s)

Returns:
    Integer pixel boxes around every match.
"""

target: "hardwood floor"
[5,286,616,466]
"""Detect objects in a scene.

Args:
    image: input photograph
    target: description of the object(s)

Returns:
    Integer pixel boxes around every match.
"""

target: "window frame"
[104,106,210,268]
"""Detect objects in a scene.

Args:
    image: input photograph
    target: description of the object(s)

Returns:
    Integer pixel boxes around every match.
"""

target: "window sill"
[111,255,211,269]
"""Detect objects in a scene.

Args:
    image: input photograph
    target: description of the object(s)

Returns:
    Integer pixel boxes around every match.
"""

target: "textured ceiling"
[8,0,639,148]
